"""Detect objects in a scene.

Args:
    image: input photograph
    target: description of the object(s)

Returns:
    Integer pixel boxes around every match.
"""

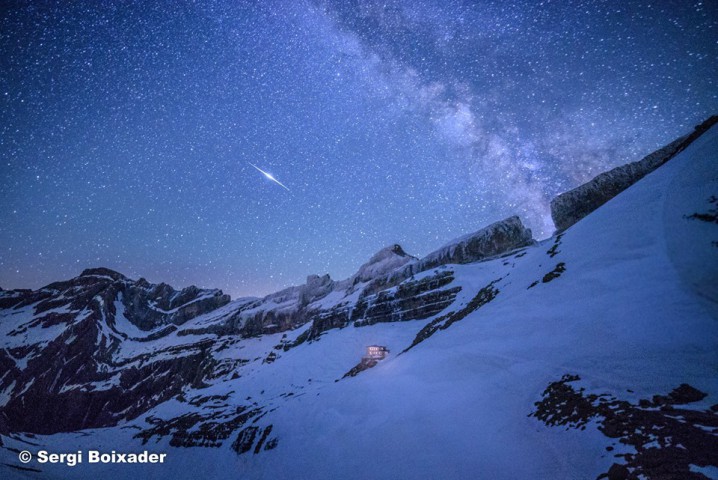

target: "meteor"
[249,163,290,191]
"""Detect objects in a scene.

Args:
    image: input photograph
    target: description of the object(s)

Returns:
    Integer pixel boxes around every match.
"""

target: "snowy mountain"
[1,117,717,479]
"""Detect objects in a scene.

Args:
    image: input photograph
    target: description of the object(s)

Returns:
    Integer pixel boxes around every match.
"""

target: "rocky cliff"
[414,215,534,271]
[550,115,718,231]
[0,272,229,433]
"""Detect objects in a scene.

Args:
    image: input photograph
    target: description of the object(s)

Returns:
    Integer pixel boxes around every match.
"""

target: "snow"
[306,280,371,311]
[81,274,118,282]
[146,290,219,315]
[1,125,717,479]
[352,245,414,283]
[0,380,16,408]
[691,464,718,479]
[111,296,162,339]
[436,215,524,249]
[178,298,255,329]
[0,304,71,349]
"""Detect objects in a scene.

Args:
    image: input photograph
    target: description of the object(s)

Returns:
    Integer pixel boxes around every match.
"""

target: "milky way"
[1,0,716,297]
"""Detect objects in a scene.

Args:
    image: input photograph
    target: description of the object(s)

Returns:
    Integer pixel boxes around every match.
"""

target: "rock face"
[294,270,461,345]
[0,271,230,434]
[415,216,534,271]
[350,244,416,285]
[405,278,501,352]
[551,116,718,232]
[531,375,718,480]
[122,281,231,331]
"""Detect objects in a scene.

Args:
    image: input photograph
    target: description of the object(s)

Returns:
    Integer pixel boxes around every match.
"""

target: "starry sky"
[1,0,716,297]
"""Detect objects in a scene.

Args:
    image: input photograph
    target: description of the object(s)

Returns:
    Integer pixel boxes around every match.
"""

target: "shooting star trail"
[249,163,290,191]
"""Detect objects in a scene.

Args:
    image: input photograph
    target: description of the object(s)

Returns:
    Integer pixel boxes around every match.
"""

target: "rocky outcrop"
[342,357,379,378]
[1,268,231,332]
[136,403,267,450]
[122,280,230,330]
[349,244,416,286]
[405,278,500,352]
[531,375,718,480]
[551,115,718,232]
[214,244,424,338]
[409,216,534,273]
[300,274,334,305]
[1,305,218,433]
[353,271,459,327]
[293,270,461,345]
[346,216,533,301]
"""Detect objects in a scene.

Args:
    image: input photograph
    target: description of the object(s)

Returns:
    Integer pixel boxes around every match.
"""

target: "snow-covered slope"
[1,122,716,479]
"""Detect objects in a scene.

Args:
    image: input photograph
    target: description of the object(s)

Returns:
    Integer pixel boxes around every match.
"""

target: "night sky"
[1,1,716,297]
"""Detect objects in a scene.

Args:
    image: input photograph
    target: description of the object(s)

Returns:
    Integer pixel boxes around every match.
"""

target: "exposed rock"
[228,304,311,338]
[342,357,379,378]
[300,274,334,305]
[263,351,278,364]
[232,426,259,454]
[80,267,127,281]
[685,195,718,224]
[546,233,564,258]
[294,270,461,345]
[254,425,273,454]
[0,270,230,434]
[122,281,231,330]
[413,216,534,272]
[350,244,416,286]
[551,115,718,232]
[646,383,707,408]
[345,216,532,301]
[229,244,415,336]
[353,271,459,327]
[405,278,501,352]
[205,219,532,342]
[264,437,279,450]
[0,257,464,435]
[531,375,718,480]
[602,463,630,480]
[541,262,566,283]
[136,405,264,449]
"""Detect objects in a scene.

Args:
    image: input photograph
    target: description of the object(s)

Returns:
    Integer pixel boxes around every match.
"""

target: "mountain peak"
[353,243,416,284]
[371,243,411,261]
[79,267,127,281]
